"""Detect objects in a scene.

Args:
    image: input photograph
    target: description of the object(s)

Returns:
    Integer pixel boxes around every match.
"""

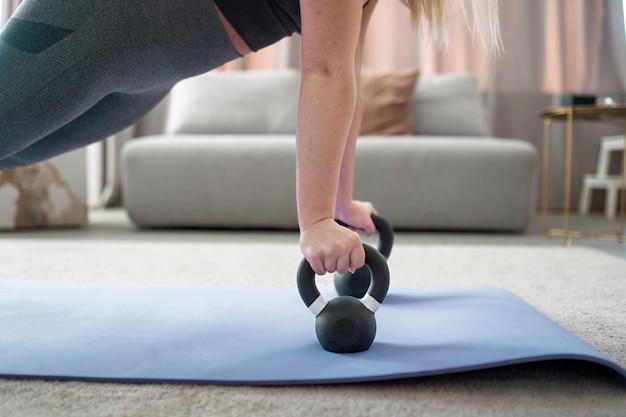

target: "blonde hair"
[400,0,502,54]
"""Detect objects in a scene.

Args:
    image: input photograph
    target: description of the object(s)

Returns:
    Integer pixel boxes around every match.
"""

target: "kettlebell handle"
[297,243,390,316]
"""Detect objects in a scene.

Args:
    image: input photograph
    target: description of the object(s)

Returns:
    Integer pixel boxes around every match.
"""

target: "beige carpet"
[0,239,624,416]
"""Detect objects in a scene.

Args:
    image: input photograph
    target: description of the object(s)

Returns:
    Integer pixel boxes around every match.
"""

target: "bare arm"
[297,0,368,275]
[334,0,379,234]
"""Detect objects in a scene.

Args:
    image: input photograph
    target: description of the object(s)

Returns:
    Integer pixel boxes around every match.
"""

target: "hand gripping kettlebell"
[297,243,390,353]
[335,214,394,298]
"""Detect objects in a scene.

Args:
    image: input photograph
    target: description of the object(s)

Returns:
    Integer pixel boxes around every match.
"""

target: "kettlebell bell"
[297,243,390,353]
[334,214,394,298]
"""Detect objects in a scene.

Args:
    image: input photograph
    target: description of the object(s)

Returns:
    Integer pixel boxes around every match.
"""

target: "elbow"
[300,67,358,101]
[301,58,356,85]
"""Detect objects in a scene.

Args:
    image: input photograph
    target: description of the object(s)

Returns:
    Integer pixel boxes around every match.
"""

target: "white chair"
[579,135,625,219]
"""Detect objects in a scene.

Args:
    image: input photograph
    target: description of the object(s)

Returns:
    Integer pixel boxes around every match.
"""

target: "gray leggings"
[0,0,239,169]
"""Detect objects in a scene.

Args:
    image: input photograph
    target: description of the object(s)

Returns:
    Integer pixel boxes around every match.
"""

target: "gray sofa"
[121,70,539,231]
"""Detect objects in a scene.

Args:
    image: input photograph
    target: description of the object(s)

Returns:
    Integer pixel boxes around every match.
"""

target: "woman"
[0,0,500,275]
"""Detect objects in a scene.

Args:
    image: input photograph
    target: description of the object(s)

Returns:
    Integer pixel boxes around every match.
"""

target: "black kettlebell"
[297,243,390,353]
[334,214,394,298]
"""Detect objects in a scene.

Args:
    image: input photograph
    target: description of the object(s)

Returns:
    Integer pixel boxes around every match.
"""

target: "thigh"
[0,88,171,169]
[0,0,141,159]
[0,0,238,166]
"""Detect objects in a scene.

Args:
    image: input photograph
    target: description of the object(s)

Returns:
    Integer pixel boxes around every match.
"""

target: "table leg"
[563,108,574,247]
[618,127,626,237]
[541,119,551,239]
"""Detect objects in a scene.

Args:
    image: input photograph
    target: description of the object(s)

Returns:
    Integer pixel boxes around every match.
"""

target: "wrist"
[298,208,336,232]
[334,199,353,221]
[335,187,355,218]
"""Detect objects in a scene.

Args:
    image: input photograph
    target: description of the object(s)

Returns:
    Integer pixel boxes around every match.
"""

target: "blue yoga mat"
[0,279,624,385]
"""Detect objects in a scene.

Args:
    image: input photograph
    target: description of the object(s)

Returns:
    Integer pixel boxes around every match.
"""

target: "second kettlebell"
[335,214,394,298]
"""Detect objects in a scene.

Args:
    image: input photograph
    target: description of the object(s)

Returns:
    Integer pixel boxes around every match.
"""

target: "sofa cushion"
[166,70,300,135]
[359,69,420,136]
[412,73,490,136]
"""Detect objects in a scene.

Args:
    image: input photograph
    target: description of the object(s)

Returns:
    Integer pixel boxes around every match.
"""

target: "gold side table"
[537,105,626,246]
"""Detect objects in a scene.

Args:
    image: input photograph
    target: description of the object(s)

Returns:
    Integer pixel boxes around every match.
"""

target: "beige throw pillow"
[359,69,420,136]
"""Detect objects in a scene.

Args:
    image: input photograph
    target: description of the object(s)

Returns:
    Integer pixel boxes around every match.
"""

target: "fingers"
[363,204,378,236]
[346,216,376,237]
[348,241,366,273]
[363,216,377,237]
[312,238,364,275]
[300,222,365,275]
[334,251,351,275]
[336,201,378,237]
[306,256,327,277]
[316,241,363,275]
